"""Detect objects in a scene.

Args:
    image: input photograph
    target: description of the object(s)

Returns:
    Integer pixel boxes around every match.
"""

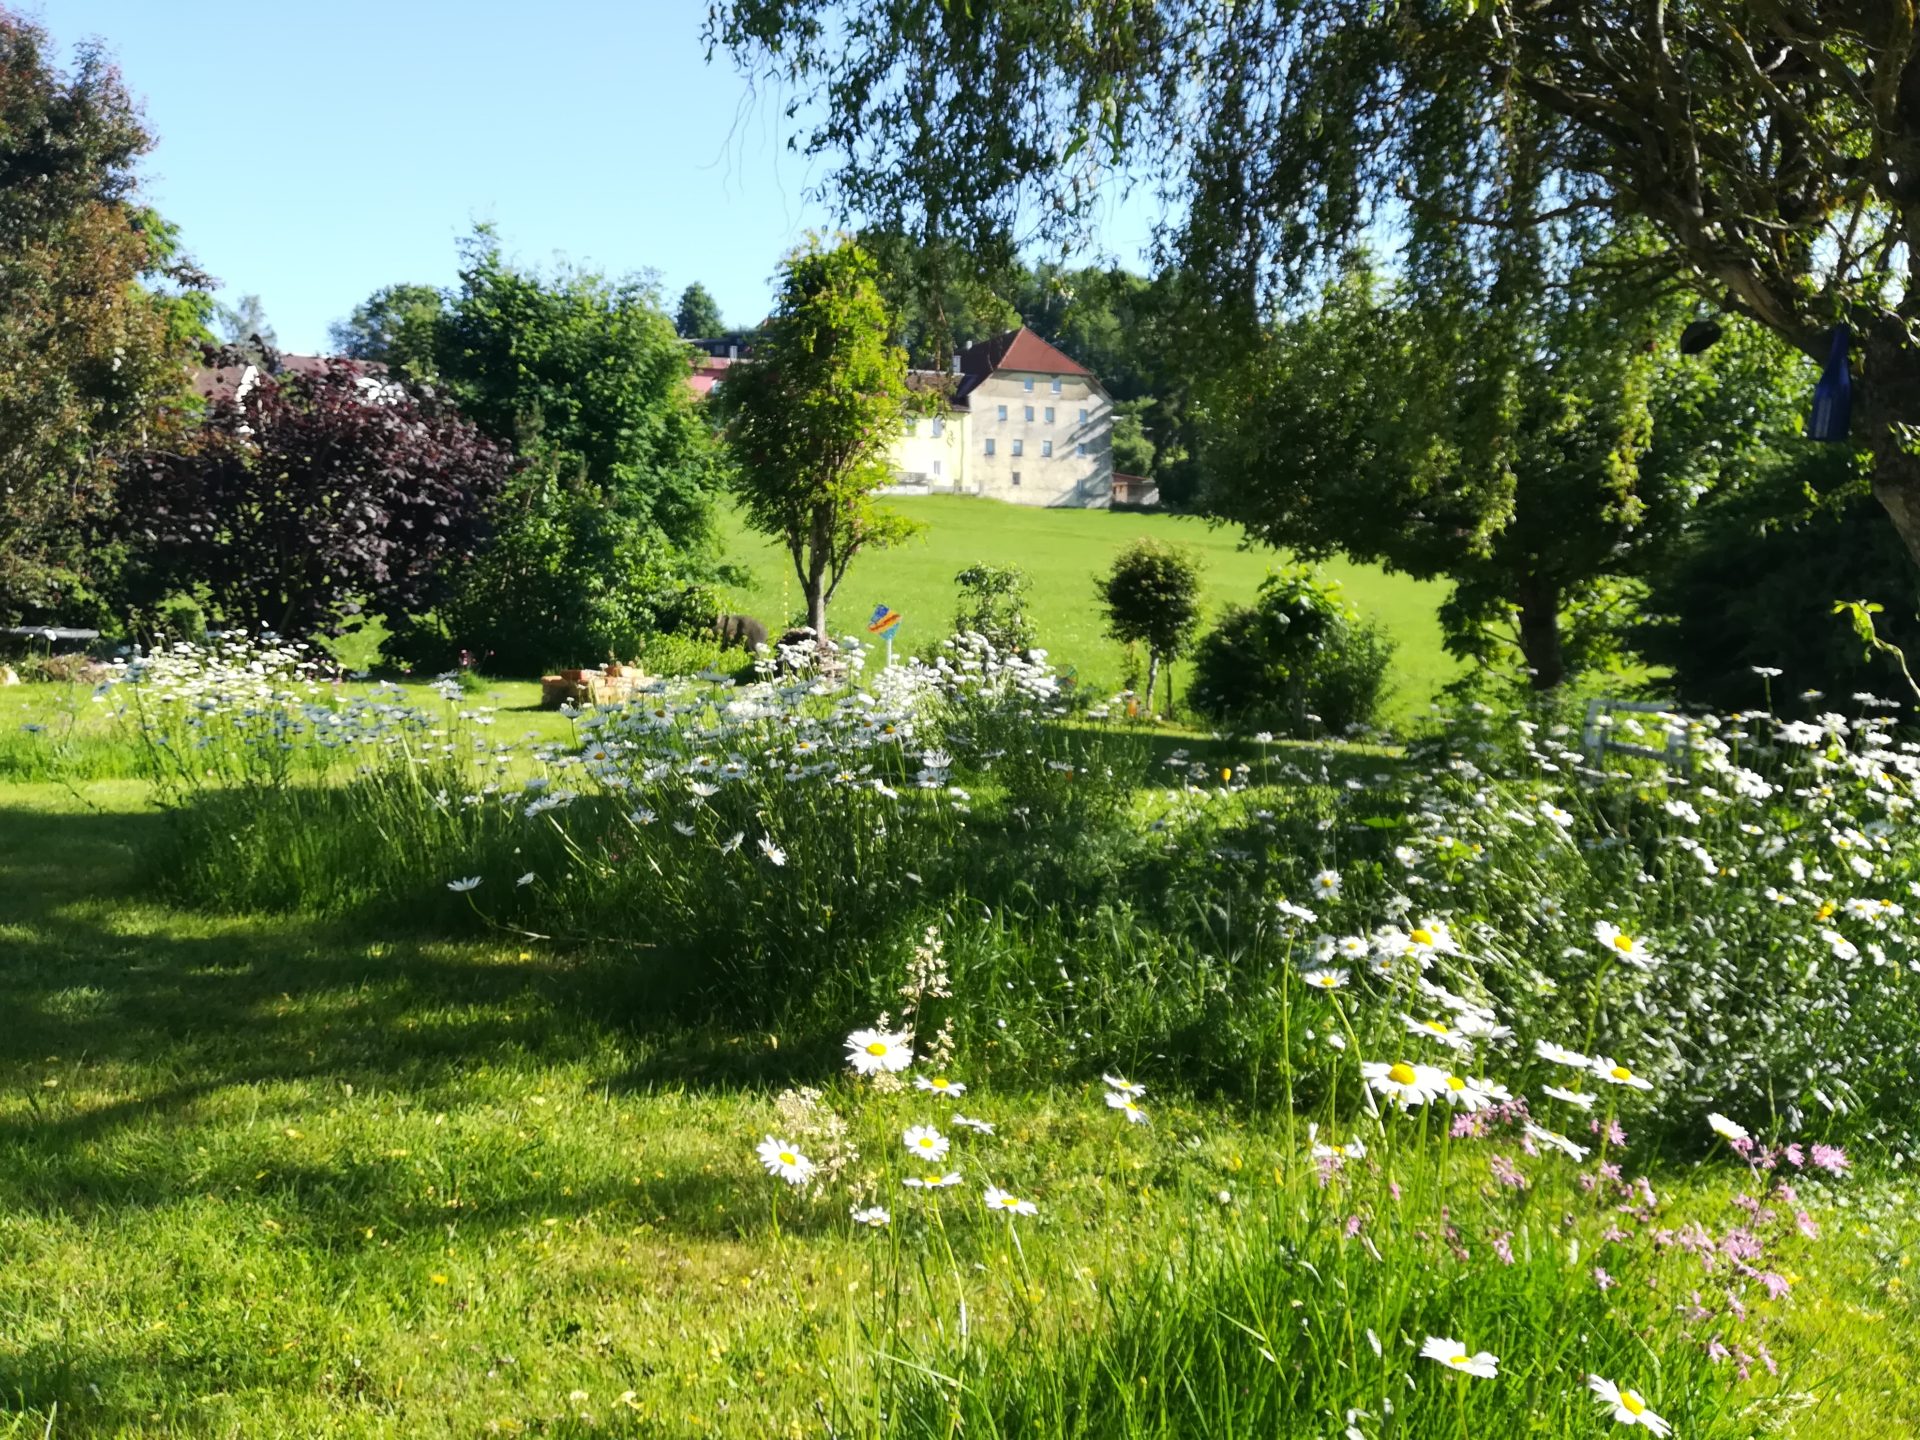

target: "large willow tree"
[709,2,1920,568]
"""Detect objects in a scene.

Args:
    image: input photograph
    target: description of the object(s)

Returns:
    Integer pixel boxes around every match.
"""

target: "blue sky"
[42,0,1156,352]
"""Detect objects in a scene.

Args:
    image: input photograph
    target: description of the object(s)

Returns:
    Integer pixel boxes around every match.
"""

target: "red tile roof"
[954,326,1096,399]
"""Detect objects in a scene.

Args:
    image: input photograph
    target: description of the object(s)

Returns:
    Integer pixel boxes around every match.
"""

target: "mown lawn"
[715,497,1461,716]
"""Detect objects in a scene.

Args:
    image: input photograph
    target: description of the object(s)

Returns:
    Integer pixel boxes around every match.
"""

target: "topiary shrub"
[1188,567,1394,736]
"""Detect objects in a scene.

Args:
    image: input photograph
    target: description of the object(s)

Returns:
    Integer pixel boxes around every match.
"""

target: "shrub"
[1187,566,1394,736]
[952,563,1035,653]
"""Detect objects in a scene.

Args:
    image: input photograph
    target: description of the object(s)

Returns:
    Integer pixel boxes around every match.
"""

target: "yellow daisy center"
[1447,1076,1466,1091]
[929,1077,949,1089]
[1612,933,1635,952]
[778,1152,797,1166]
[1622,1391,1645,1416]
[1317,975,1337,987]
[1410,928,1435,946]
[916,1137,934,1149]
[1423,1020,1449,1035]
[1610,1065,1633,1081]
[1818,903,1836,920]
[1448,1353,1470,1367]
[865,1042,888,1056]
[1387,1063,1418,1086]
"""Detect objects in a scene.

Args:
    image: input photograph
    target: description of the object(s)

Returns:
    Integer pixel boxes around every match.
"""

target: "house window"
[1023,377,1034,392]
[1011,470,1022,487]
[1079,407,1089,422]
[931,459,942,476]
[984,438,996,456]
[1023,405,1034,421]
[1044,406,1054,423]
[931,416,945,437]
[1076,442,1087,457]
[1011,439,1024,457]
[997,404,1007,420]
[903,418,917,436]
[1042,440,1053,457]
[1051,378,1063,394]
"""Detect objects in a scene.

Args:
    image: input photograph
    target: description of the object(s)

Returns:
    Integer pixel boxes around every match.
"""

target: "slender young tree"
[1099,538,1202,716]
[711,237,920,640]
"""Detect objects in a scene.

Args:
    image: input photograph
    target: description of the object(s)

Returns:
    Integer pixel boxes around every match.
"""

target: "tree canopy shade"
[115,364,512,640]
[0,7,209,624]
[708,1,1920,567]
[711,237,920,640]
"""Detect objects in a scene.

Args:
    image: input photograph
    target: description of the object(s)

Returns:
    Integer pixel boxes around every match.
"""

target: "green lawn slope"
[717,497,1460,716]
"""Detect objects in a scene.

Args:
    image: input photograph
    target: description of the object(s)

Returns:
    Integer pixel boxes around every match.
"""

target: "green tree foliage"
[1202,256,1804,688]
[328,282,445,381]
[1188,567,1395,737]
[1637,448,1920,713]
[711,237,921,640]
[214,293,275,360]
[1098,538,1201,715]
[363,230,723,672]
[0,8,209,624]
[709,2,1920,566]
[673,281,727,338]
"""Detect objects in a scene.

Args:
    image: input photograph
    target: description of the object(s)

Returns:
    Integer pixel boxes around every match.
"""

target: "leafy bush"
[952,563,1035,652]
[1188,566,1394,736]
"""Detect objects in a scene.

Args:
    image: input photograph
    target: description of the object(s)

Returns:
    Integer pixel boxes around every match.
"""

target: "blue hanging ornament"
[1808,324,1852,442]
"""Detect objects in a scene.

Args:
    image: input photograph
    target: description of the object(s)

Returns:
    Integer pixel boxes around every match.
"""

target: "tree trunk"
[1515,576,1564,691]
[1144,651,1161,716]
[1860,335,1920,567]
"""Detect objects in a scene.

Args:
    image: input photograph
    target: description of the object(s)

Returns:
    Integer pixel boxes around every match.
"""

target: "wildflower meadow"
[4,633,1920,1437]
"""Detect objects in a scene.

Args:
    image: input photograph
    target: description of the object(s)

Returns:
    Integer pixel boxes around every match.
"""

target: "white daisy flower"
[757,836,788,866]
[1407,918,1460,955]
[1440,1074,1509,1111]
[1312,869,1343,898]
[951,1114,995,1134]
[903,1125,951,1162]
[1587,1375,1672,1435]
[1102,1073,1146,1098]
[1302,968,1350,991]
[914,1075,966,1096]
[1593,920,1656,968]
[903,1171,962,1189]
[1534,1039,1591,1069]
[446,876,482,893]
[755,1135,814,1185]
[1542,1084,1597,1111]
[1105,1091,1150,1124]
[1402,1015,1473,1051]
[1707,1112,1749,1142]
[719,831,745,854]
[845,1028,913,1075]
[1524,1122,1590,1160]
[849,1205,891,1228]
[671,820,697,837]
[1591,1056,1655,1092]
[982,1185,1037,1217]
[1362,1060,1446,1108]
[1419,1335,1498,1378]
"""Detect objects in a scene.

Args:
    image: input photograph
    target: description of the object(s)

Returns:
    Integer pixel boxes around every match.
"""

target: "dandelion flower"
[755,1135,814,1186]
[1593,920,1656,969]
[849,1205,891,1228]
[845,1028,913,1075]
[903,1124,951,1162]
[1592,1057,1655,1092]
[1105,1091,1150,1124]
[1587,1376,1672,1435]
[983,1185,1038,1217]
[1420,1336,1498,1379]
[952,1113,995,1134]
[1102,1073,1146,1098]
[1708,1112,1750,1142]
[914,1074,966,1097]
[1362,1059,1445,1108]
[447,876,482,893]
